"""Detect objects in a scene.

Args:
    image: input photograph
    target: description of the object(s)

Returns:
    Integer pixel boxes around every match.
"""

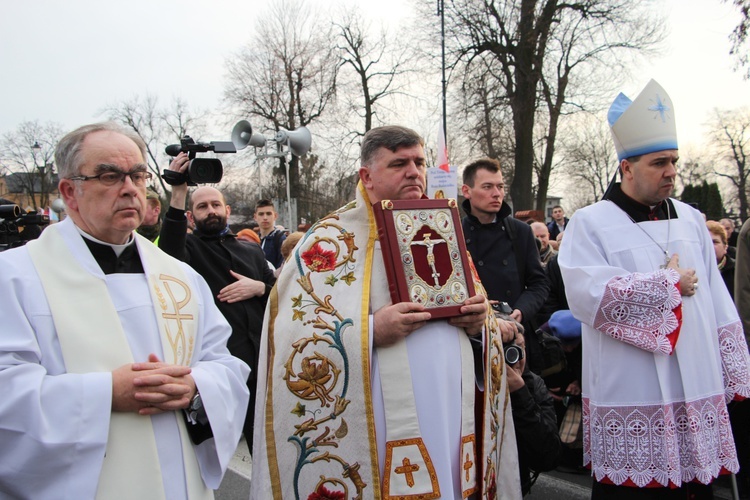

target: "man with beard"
[159,152,275,452]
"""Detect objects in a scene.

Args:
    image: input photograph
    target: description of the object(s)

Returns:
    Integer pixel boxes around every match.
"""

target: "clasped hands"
[372,294,489,347]
[112,353,196,416]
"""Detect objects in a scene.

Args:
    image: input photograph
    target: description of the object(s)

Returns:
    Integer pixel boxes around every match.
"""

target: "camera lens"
[504,344,523,366]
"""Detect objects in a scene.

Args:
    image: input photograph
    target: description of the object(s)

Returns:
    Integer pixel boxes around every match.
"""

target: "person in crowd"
[254,199,286,269]
[159,157,275,453]
[251,125,522,499]
[461,157,550,375]
[537,233,568,326]
[506,323,561,495]
[733,217,750,499]
[0,122,249,498]
[547,205,568,243]
[559,79,750,499]
[721,217,739,253]
[136,188,161,242]
[737,218,750,337]
[531,221,556,267]
[279,230,304,263]
[542,310,584,473]
[707,220,736,298]
[236,227,261,245]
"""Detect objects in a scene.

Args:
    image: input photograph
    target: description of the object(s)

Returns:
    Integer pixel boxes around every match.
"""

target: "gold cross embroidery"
[463,452,474,481]
[395,457,420,488]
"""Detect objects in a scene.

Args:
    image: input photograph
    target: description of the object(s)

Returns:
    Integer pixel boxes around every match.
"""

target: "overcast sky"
[1,0,747,151]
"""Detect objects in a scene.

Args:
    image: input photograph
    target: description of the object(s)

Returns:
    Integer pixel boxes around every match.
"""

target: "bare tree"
[334,9,414,137]
[102,95,206,197]
[558,114,618,205]
[439,0,664,211]
[224,0,340,210]
[535,2,664,212]
[0,121,65,210]
[725,0,750,78]
[708,107,750,220]
[455,56,516,176]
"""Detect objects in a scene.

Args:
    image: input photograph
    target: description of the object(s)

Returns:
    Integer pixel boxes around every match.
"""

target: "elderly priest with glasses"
[0,122,250,499]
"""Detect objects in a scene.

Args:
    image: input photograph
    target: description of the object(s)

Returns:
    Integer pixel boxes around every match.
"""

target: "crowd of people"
[1,78,749,500]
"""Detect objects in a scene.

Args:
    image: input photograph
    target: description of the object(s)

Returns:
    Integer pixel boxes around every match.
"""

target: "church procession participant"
[251,125,522,499]
[0,123,250,499]
[559,80,750,499]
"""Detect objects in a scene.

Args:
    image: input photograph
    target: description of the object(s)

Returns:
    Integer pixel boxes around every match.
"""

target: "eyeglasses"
[68,170,153,186]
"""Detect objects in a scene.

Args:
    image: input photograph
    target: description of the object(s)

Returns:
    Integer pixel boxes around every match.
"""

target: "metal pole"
[439,0,448,141]
[285,159,293,230]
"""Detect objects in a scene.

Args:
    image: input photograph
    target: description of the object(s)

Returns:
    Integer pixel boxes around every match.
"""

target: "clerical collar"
[73,224,144,274]
[604,183,677,222]
[74,224,135,256]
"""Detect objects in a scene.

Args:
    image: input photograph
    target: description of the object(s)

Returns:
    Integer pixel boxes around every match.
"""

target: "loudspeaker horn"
[249,132,267,148]
[275,127,312,157]
[231,120,254,150]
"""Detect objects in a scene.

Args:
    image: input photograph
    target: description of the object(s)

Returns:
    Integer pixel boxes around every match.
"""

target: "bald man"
[531,221,556,267]
[159,153,276,452]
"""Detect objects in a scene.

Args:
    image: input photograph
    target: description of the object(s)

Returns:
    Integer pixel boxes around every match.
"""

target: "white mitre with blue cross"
[607,79,678,161]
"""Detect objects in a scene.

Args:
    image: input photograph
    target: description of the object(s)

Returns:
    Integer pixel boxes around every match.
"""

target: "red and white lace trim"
[719,320,750,402]
[593,269,681,354]
[583,396,738,487]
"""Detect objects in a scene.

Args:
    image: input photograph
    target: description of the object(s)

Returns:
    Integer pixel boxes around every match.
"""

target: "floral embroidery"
[302,243,337,272]
[593,269,681,354]
[279,212,366,499]
[584,395,738,487]
[718,320,750,402]
[307,484,345,500]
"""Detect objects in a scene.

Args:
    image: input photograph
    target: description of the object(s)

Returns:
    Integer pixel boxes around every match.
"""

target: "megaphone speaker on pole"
[231,120,254,151]
[275,127,312,157]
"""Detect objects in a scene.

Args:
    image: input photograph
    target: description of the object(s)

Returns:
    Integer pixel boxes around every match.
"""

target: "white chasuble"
[251,182,521,499]
[559,198,750,488]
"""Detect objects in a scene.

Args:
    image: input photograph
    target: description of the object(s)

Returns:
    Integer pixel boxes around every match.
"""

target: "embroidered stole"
[26,223,211,500]
[371,241,478,499]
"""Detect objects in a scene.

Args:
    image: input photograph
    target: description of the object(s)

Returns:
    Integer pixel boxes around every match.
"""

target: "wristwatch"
[186,392,208,425]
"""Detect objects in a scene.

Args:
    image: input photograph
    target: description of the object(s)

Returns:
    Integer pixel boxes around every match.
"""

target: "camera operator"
[159,152,276,453]
[504,317,562,495]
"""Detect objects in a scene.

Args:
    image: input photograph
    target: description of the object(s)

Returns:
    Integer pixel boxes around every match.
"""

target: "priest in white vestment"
[251,126,521,499]
[559,80,750,499]
[0,122,249,500]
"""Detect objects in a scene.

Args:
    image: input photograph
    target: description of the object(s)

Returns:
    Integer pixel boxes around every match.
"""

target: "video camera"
[0,204,50,251]
[162,136,238,186]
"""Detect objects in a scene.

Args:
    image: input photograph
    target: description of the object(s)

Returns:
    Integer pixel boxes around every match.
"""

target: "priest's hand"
[448,294,488,337]
[112,354,196,415]
[373,302,431,347]
[666,253,698,297]
[218,270,266,303]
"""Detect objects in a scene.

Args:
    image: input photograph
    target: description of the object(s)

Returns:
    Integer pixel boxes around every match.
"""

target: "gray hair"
[55,122,147,178]
[360,126,424,167]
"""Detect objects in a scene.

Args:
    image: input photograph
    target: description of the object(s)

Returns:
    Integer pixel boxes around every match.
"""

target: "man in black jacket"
[159,152,276,451]
[461,158,550,374]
